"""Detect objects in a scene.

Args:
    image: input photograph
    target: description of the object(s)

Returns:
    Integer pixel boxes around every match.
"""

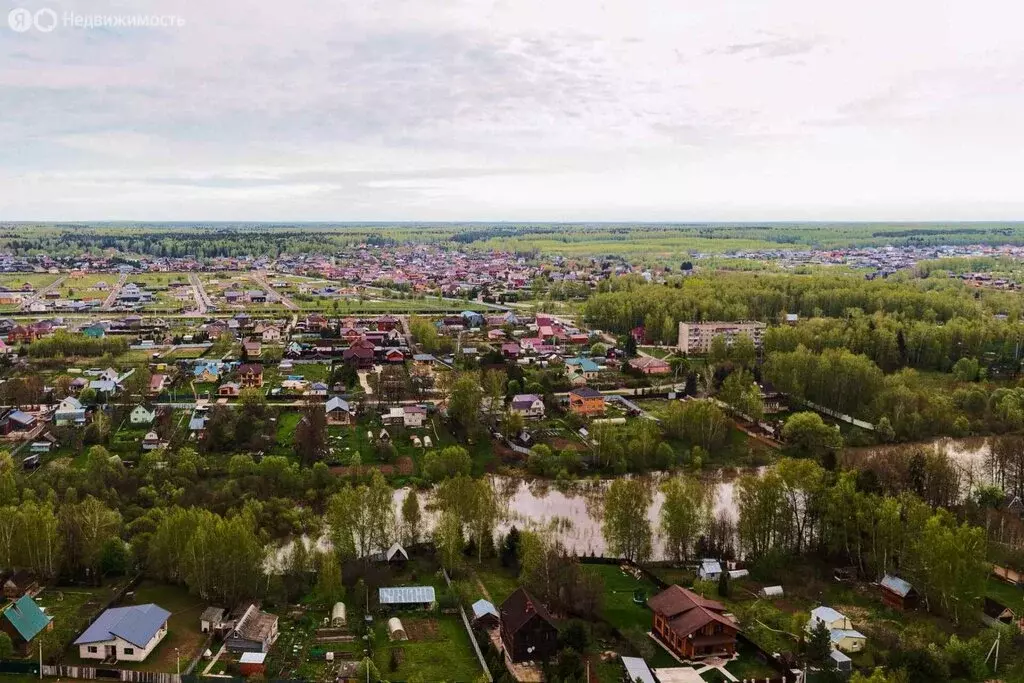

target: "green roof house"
[0,594,53,655]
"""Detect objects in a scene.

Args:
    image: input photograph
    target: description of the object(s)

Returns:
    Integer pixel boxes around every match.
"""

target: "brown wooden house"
[648,585,739,659]
[879,575,919,611]
[499,588,559,663]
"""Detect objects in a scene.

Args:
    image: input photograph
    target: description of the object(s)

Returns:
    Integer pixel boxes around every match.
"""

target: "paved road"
[101,272,129,311]
[19,275,66,311]
[188,273,212,315]
[253,270,298,310]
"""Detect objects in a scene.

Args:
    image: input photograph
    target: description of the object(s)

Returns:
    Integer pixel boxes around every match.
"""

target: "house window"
[87,646,98,654]
[123,648,135,655]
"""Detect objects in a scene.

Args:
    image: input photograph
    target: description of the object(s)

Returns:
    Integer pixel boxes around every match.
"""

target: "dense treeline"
[26,331,129,359]
[585,273,1024,344]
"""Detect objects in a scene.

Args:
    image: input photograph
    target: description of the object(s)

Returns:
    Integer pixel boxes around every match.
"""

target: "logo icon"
[33,7,56,31]
[7,7,32,31]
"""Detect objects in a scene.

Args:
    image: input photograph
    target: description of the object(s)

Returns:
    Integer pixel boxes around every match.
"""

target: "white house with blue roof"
[74,603,170,662]
[807,605,867,653]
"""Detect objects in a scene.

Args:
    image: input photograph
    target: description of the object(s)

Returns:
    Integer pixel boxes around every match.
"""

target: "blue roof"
[74,604,170,648]
[471,599,498,620]
[1,595,52,642]
[830,629,866,644]
[7,410,35,425]
[189,416,207,430]
[567,357,601,372]
[378,586,435,605]
[880,574,914,597]
[621,657,656,683]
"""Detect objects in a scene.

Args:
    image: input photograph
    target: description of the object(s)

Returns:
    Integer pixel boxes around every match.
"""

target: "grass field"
[34,583,127,661]
[0,273,60,290]
[372,615,481,683]
[582,563,660,631]
[987,578,1024,613]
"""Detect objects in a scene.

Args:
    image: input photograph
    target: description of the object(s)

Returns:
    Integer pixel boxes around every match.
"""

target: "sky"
[1,0,1022,221]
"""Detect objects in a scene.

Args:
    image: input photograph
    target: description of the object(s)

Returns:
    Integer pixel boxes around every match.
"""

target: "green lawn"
[372,616,481,683]
[582,563,660,631]
[987,578,1024,613]
[470,563,519,605]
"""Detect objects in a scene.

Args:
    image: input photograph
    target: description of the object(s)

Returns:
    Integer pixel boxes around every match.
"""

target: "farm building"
[378,586,436,610]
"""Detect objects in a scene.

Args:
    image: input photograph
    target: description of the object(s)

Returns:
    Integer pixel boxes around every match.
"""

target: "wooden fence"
[41,665,179,683]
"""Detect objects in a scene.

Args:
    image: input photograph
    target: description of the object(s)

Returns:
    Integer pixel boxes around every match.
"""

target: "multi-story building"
[677,321,766,354]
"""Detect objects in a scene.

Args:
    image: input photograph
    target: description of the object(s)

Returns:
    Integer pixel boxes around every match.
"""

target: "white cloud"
[0,0,1022,220]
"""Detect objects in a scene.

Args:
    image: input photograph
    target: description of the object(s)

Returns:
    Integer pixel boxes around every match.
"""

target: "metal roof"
[621,657,657,683]
[1,595,52,642]
[378,586,436,605]
[880,574,914,598]
[809,606,846,625]
[74,603,170,648]
[471,599,498,620]
[239,652,267,664]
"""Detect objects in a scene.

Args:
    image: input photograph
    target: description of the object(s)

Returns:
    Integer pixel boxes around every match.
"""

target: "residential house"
[403,405,427,428]
[510,394,545,419]
[225,604,280,653]
[628,356,671,375]
[807,606,866,654]
[141,431,164,451]
[378,586,436,611]
[237,364,264,388]
[54,397,86,426]
[565,357,601,379]
[343,339,376,368]
[499,588,559,663]
[648,585,739,659]
[74,603,170,662]
[243,340,262,358]
[0,409,37,435]
[384,348,406,363]
[88,379,118,395]
[501,342,521,359]
[130,405,156,425]
[218,382,240,397]
[193,363,221,383]
[325,397,354,425]
[879,575,919,611]
[148,374,168,396]
[568,387,605,416]
[0,595,53,655]
[246,290,267,304]
[260,326,282,343]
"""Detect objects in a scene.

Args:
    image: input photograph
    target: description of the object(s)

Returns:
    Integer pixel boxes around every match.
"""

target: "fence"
[40,665,180,683]
[441,567,493,683]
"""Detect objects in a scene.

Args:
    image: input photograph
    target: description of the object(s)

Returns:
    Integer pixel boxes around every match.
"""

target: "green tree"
[660,475,711,562]
[401,490,422,546]
[0,632,13,659]
[602,479,653,563]
[782,412,842,460]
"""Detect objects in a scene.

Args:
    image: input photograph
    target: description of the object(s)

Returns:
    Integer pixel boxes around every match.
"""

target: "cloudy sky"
[1,0,1021,221]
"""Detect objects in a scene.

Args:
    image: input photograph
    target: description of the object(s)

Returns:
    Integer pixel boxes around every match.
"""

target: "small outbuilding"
[387,617,407,641]
[378,586,436,610]
[239,651,267,676]
[879,574,919,611]
[759,586,784,599]
[471,599,499,628]
[697,558,723,581]
[331,602,347,628]
[200,607,226,634]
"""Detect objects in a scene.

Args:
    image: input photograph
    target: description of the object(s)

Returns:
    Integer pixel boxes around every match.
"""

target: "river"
[268,470,752,567]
